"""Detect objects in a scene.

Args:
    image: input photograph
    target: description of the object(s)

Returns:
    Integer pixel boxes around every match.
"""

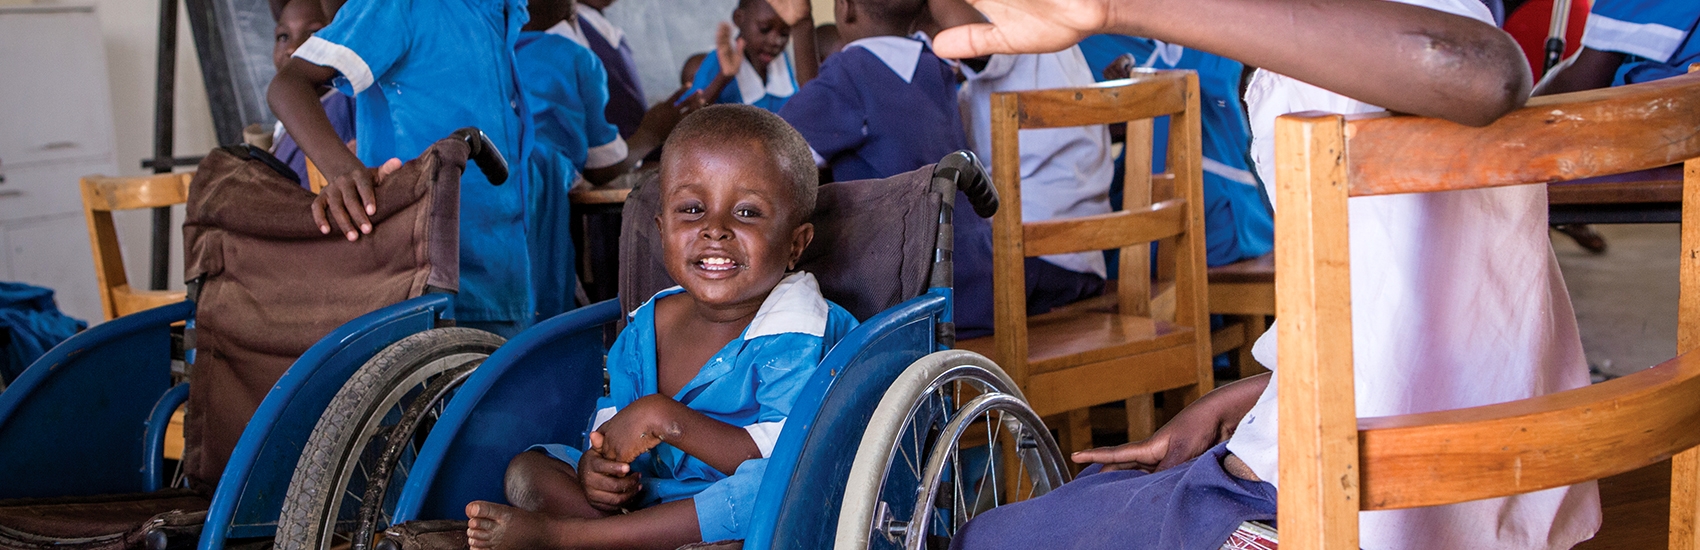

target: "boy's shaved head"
[663,105,818,223]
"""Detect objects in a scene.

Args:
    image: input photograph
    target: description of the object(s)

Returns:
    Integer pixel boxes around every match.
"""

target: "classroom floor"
[1552,223,1679,379]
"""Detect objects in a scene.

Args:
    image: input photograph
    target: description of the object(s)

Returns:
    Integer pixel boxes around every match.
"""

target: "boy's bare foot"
[466,500,577,550]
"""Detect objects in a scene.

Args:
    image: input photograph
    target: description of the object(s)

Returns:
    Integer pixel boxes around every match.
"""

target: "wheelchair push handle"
[934,150,998,219]
[451,127,509,186]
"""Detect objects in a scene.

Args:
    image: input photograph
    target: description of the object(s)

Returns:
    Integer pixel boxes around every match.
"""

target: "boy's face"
[657,138,813,311]
[273,0,327,71]
[732,1,792,75]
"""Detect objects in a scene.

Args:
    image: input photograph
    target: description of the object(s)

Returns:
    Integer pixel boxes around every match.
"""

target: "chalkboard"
[184,0,277,146]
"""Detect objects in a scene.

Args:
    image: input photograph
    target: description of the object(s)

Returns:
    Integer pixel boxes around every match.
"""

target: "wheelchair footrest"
[0,488,207,550]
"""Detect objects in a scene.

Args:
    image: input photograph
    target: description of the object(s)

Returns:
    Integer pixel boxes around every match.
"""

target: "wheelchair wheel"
[275,327,505,550]
[835,350,1068,550]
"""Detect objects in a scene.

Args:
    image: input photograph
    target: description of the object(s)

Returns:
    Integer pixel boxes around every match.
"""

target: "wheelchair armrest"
[144,382,190,492]
[933,150,997,219]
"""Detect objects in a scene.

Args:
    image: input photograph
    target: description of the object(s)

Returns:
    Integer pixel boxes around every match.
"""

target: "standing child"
[688,0,819,113]
[550,0,648,139]
[268,0,533,337]
[267,0,354,190]
[463,105,858,549]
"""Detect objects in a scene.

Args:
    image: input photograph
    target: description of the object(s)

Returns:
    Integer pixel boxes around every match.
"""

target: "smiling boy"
[464,105,858,549]
[688,0,820,112]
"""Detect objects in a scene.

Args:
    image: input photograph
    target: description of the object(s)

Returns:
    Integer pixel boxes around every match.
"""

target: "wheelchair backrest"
[618,165,946,322]
[179,139,465,492]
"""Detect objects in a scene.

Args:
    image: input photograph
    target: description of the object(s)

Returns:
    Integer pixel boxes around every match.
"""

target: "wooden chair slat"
[81,173,192,211]
[1356,350,1700,510]
[1021,198,1187,257]
[80,173,193,320]
[1344,72,1700,198]
[1013,71,1192,130]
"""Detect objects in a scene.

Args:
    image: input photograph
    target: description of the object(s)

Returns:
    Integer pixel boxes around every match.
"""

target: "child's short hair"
[664,104,819,222]
[854,0,925,26]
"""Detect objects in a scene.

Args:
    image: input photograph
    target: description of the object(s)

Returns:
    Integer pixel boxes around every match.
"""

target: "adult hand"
[766,0,811,26]
[312,157,401,241]
[715,22,745,77]
[930,0,1112,59]
[579,433,642,512]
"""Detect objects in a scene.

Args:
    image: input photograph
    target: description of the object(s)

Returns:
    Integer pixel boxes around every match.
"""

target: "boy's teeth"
[700,257,737,269]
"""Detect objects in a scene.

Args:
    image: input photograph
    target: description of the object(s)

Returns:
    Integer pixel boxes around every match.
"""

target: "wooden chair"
[957,71,1213,454]
[1208,253,1273,379]
[1274,70,1700,548]
[79,172,192,321]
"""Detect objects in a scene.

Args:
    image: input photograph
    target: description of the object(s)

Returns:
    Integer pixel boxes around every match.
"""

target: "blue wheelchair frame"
[0,293,458,549]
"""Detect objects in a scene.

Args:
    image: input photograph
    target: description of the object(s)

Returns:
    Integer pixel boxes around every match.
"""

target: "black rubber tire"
[273,327,504,550]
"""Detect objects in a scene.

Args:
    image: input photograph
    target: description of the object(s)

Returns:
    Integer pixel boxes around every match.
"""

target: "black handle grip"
[934,150,998,219]
[452,127,509,185]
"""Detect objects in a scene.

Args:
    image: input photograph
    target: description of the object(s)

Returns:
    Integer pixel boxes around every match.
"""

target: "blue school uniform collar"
[844,35,924,83]
[733,50,798,105]
[633,271,831,339]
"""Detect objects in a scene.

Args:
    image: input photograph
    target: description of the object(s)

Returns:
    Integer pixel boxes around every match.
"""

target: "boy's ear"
[788,222,815,269]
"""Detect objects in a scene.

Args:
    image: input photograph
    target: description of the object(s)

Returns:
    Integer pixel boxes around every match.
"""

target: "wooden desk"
[1548,165,1682,224]
[568,180,635,303]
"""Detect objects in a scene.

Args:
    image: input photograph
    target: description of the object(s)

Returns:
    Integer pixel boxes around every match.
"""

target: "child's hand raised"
[930,0,1111,59]
[765,0,811,26]
[579,432,642,512]
[715,22,744,77]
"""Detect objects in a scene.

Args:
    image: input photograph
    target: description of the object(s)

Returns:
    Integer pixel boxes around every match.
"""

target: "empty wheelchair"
[0,128,509,550]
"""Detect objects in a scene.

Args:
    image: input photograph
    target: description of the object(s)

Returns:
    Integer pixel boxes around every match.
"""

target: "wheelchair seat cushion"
[0,488,208,550]
[619,165,941,322]
[179,138,467,491]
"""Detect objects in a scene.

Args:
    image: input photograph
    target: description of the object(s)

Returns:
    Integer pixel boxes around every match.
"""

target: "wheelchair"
[0,128,509,550]
[265,150,1076,550]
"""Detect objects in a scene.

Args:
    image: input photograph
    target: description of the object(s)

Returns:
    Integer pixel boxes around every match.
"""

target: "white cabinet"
[0,4,121,324]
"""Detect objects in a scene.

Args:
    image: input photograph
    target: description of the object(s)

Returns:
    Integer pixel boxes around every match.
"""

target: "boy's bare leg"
[466,498,703,550]
[502,450,609,519]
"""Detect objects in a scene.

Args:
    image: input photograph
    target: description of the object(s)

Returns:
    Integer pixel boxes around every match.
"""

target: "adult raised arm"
[932,0,1532,126]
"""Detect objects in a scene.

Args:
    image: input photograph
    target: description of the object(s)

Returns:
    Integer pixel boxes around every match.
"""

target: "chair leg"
[1055,409,1093,455]
[1126,394,1156,443]
[1240,315,1270,378]
[1673,447,1700,549]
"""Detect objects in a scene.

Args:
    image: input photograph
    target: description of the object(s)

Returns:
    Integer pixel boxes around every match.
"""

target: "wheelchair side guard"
[199,294,453,550]
[0,300,189,499]
[744,291,950,550]
[451,127,509,186]
[392,299,621,524]
[144,382,192,492]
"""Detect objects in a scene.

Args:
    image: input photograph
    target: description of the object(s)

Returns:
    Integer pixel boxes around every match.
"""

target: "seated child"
[1079,35,1275,268]
[517,0,704,322]
[688,0,818,112]
[267,0,354,190]
[776,0,999,337]
[464,104,859,549]
[551,0,647,138]
[932,0,1600,548]
[269,0,532,337]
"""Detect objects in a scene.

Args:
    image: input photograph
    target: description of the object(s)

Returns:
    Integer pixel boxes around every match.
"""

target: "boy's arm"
[932,0,1531,126]
[268,58,378,240]
[1531,47,1626,96]
[596,394,762,476]
[1073,372,1269,472]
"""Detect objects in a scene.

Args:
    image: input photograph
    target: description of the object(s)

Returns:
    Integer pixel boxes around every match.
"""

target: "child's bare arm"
[770,0,819,85]
[1073,373,1268,472]
[1531,47,1626,96]
[267,57,380,240]
[596,394,763,476]
[933,0,1531,126]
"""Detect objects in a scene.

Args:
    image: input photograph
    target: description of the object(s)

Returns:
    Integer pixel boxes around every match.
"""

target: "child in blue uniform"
[1080,35,1275,268]
[268,0,533,337]
[777,0,997,337]
[464,105,858,549]
[266,0,354,190]
[688,0,819,113]
[552,0,648,139]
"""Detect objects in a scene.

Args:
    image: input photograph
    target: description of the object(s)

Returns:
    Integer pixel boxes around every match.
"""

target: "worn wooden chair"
[79,172,192,321]
[1274,70,1700,548]
[1208,253,1273,378]
[957,71,1213,454]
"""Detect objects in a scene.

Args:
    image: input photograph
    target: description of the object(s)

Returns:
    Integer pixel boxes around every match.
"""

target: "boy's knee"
[504,450,569,510]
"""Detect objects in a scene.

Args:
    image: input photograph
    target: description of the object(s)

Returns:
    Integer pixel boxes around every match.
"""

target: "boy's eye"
[736,207,761,218]
[276,32,290,43]
[679,205,704,215]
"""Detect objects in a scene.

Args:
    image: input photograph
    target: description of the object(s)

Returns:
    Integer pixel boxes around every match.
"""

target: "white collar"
[844,35,924,83]
[636,272,830,339]
[546,19,587,47]
[734,50,797,104]
[574,4,624,47]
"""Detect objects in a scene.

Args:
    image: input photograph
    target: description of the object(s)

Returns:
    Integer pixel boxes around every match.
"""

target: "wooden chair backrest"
[987,70,1209,379]
[1274,70,1700,549]
[79,172,193,320]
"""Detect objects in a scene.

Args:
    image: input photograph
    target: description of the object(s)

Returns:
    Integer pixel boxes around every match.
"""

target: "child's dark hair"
[664,104,819,222]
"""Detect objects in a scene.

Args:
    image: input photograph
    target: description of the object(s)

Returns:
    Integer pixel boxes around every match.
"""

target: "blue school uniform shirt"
[516,26,628,322]
[688,51,799,113]
[272,90,356,189]
[536,272,858,542]
[560,4,647,138]
[293,0,534,323]
[1079,34,1275,267]
[1581,0,1700,85]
